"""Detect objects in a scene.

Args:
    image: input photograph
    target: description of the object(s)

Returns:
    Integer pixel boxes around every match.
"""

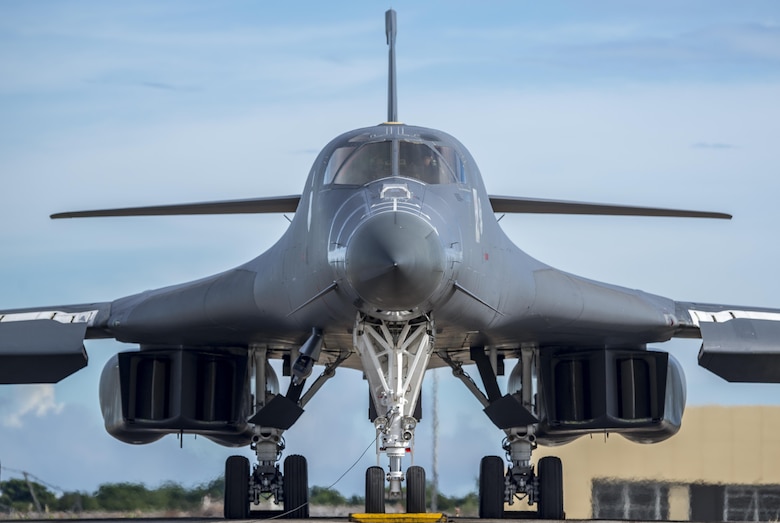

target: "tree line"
[308,484,479,514]
[1,476,479,514]
[0,477,224,514]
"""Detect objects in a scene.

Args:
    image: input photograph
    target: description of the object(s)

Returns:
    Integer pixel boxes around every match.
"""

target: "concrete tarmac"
[0,517,670,523]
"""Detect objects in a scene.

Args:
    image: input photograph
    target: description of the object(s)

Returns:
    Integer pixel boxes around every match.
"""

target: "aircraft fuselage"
[105,123,679,361]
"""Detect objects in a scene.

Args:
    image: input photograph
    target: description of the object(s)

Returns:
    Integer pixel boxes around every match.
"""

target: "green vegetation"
[0,476,476,515]
[309,485,347,506]
[0,479,57,513]
[309,486,365,507]
[0,477,224,514]
[431,489,479,514]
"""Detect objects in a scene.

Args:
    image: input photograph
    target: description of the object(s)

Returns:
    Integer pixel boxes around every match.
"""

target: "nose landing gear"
[355,313,435,514]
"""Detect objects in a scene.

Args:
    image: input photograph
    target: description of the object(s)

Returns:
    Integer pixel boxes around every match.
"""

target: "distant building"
[520,406,780,520]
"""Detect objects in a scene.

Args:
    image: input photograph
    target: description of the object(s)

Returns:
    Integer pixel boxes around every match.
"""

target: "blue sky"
[1,0,780,499]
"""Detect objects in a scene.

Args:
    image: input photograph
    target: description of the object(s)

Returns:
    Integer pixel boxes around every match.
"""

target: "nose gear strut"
[354,312,434,504]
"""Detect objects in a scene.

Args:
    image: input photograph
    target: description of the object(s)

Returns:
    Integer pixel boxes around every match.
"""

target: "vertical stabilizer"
[385,9,398,123]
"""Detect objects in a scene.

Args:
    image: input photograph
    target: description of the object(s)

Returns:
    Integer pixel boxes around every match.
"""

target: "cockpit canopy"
[324,134,466,186]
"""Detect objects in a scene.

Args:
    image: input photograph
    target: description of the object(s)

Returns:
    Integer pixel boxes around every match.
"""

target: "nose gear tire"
[406,465,426,513]
[365,466,386,513]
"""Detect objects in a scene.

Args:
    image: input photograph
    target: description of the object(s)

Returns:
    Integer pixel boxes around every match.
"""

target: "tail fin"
[385,9,398,123]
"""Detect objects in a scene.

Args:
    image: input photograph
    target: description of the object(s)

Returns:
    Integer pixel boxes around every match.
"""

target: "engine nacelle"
[99,348,253,446]
[535,347,686,446]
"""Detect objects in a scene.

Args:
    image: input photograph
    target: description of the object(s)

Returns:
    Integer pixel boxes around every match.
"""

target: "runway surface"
[0,518,663,523]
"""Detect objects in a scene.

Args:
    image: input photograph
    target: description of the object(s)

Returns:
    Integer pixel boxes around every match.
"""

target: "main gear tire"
[537,456,564,520]
[283,454,309,518]
[479,456,504,519]
[224,455,250,519]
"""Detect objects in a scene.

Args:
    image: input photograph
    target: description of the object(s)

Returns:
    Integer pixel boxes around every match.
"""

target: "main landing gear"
[355,313,434,514]
[224,434,310,519]
[444,346,565,519]
[224,342,346,519]
[477,447,564,519]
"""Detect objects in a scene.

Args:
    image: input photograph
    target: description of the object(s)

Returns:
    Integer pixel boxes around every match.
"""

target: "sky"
[1,0,780,501]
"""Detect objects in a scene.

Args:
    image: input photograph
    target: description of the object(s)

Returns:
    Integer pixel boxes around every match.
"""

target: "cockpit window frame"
[325,138,465,186]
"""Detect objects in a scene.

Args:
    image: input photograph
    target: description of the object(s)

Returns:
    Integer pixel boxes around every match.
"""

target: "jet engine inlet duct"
[535,347,686,446]
[99,348,252,446]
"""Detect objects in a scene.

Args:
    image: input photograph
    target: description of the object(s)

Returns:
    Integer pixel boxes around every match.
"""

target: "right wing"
[675,301,780,383]
[489,195,732,219]
[0,303,111,384]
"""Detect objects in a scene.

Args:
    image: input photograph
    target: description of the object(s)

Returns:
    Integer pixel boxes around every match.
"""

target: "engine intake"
[536,347,686,445]
[99,348,252,446]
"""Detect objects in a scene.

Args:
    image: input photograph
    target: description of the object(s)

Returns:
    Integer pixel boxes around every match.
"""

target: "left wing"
[0,303,111,384]
[50,195,301,219]
[675,301,780,383]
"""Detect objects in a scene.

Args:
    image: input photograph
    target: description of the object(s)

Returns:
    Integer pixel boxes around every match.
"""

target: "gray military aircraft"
[2,9,780,520]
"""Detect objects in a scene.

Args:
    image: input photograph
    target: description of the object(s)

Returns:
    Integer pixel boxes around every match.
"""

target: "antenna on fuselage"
[385,9,398,123]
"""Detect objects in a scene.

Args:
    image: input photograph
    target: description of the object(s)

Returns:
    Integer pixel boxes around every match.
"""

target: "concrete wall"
[531,406,780,518]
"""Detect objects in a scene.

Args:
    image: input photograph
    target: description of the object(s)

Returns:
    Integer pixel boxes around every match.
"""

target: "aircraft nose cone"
[345,212,446,311]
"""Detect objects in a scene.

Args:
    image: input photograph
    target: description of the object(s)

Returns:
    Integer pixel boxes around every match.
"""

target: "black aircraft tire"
[406,465,426,513]
[365,466,386,513]
[479,456,504,519]
[224,455,250,519]
[537,456,564,520]
[283,454,309,519]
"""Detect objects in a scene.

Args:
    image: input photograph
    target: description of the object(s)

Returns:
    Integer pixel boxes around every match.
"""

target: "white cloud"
[1,384,64,428]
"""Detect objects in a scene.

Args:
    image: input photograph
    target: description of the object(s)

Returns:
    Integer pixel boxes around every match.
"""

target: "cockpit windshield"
[325,139,463,185]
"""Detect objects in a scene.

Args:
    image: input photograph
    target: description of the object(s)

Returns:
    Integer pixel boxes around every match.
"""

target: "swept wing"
[0,303,111,383]
[50,194,729,220]
[675,301,780,383]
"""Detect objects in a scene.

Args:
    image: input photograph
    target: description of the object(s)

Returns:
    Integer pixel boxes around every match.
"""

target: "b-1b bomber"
[3,9,779,520]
